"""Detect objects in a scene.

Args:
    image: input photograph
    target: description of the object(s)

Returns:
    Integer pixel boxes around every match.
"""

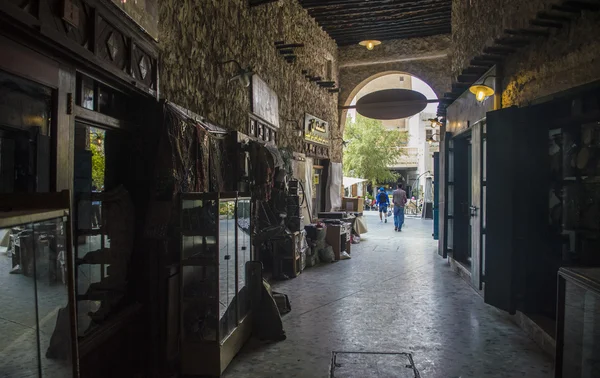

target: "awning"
[343,177,368,188]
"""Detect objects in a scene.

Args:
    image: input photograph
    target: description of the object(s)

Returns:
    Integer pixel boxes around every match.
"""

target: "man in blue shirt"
[376,187,390,223]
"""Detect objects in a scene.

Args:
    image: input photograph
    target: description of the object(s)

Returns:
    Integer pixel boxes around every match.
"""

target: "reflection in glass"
[562,281,600,377]
[182,265,218,342]
[0,219,73,378]
[219,200,237,341]
[237,199,251,321]
[0,70,52,135]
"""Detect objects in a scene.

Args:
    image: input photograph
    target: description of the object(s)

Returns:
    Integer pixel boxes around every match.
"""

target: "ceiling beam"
[326,17,450,35]
[336,28,451,45]
[317,12,451,28]
[332,23,451,38]
[310,3,451,19]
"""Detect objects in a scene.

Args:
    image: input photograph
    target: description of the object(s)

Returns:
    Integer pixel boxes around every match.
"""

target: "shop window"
[76,73,129,119]
[0,69,52,193]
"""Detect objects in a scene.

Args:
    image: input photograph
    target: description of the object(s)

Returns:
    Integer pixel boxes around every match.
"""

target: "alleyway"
[224,212,553,378]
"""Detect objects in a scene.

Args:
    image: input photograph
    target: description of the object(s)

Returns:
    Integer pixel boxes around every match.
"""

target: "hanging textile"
[326,162,343,211]
[304,157,313,221]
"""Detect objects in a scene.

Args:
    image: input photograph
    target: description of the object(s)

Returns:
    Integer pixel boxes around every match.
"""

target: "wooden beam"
[457,74,480,83]
[562,1,600,11]
[310,3,451,19]
[551,4,582,13]
[484,46,516,55]
[248,0,279,6]
[494,37,530,47]
[322,15,450,31]
[504,28,550,37]
[334,26,451,44]
[275,43,305,49]
[537,11,571,22]
[464,66,490,75]
[335,29,451,45]
[317,10,451,27]
[530,19,563,28]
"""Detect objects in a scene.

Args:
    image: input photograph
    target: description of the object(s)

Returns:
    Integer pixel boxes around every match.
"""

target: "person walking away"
[376,187,390,223]
[392,183,408,231]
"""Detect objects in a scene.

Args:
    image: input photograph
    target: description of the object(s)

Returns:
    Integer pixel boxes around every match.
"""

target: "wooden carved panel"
[45,0,92,50]
[96,16,129,73]
[132,43,155,89]
[7,0,38,16]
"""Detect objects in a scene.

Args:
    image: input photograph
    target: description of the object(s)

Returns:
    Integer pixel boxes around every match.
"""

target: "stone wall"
[159,0,341,161]
[338,35,452,106]
[452,0,600,107]
[337,35,452,132]
[451,0,556,79]
[502,11,600,106]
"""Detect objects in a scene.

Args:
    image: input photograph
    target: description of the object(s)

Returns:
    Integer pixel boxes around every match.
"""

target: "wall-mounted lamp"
[427,118,443,128]
[469,75,496,102]
[359,40,381,50]
[91,131,103,146]
[219,60,254,87]
[332,137,349,148]
[427,132,441,145]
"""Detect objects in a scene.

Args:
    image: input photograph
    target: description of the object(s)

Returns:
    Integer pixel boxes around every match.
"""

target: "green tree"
[343,114,408,184]
[90,140,105,189]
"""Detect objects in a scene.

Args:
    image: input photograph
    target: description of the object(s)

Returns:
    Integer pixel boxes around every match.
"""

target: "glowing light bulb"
[476,90,486,102]
[367,41,374,50]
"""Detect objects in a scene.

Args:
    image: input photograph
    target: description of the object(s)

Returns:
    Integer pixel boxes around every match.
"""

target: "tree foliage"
[90,139,105,189]
[343,114,408,183]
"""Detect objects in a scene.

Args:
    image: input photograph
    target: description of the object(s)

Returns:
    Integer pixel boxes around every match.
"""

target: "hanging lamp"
[359,40,381,50]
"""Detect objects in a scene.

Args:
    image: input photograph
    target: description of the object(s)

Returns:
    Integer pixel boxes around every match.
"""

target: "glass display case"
[0,191,79,378]
[179,192,253,377]
[556,267,600,378]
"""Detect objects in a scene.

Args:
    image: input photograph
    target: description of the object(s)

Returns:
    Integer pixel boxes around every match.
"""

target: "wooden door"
[485,107,519,313]
[453,136,470,264]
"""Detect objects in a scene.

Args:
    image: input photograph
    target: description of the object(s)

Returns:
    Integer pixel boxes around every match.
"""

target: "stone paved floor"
[223,211,553,378]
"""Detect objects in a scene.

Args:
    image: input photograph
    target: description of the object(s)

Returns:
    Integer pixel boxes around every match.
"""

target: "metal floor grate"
[330,351,420,378]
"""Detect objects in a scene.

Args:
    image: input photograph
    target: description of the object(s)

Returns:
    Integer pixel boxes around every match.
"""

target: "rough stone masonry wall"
[451,0,555,79]
[338,35,452,105]
[337,34,452,131]
[159,0,341,161]
[452,0,600,106]
[502,11,600,106]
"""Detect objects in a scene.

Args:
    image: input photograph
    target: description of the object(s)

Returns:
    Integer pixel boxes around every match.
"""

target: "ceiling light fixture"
[469,75,496,102]
[359,40,381,51]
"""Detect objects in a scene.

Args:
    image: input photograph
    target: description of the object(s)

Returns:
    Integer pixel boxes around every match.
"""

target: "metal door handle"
[469,206,478,216]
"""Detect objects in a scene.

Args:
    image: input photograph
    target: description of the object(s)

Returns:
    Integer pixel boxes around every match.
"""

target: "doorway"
[451,133,471,268]
[447,120,487,289]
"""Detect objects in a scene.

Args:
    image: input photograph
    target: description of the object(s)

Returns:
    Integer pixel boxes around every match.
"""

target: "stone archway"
[338,60,451,132]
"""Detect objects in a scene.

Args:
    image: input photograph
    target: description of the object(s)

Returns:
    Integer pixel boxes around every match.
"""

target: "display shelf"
[0,209,69,228]
[179,192,253,377]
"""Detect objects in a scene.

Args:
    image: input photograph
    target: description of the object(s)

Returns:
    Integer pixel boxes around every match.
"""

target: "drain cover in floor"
[330,351,420,378]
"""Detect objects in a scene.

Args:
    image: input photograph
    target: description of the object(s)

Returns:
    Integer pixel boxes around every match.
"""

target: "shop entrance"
[447,120,487,289]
